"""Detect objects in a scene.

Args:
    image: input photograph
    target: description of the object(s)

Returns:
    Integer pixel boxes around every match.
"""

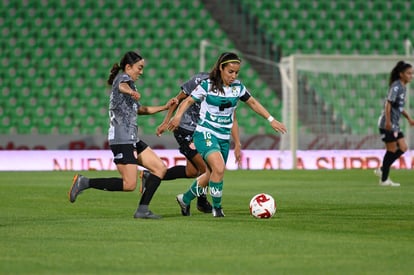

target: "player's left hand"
[131,91,140,101]
[270,120,287,134]
[156,122,168,136]
[234,145,242,168]
[166,97,179,108]
[167,116,180,131]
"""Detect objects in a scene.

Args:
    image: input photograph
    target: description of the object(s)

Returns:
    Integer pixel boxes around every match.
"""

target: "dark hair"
[389,60,412,87]
[107,51,143,85]
[209,52,241,94]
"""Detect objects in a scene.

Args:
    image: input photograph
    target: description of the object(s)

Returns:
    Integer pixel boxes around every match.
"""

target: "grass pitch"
[1,169,414,274]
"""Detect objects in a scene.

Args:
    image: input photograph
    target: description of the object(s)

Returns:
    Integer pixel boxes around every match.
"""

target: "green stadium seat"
[6,0,408,136]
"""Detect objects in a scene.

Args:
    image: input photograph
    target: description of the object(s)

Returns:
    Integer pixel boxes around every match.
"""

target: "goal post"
[200,39,414,169]
[279,54,414,168]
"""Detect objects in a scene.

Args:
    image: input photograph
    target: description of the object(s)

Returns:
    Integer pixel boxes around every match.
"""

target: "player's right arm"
[167,96,196,131]
[156,91,188,136]
[119,82,140,101]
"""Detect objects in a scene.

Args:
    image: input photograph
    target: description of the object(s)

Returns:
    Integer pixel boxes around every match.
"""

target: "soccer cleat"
[176,194,190,216]
[375,168,399,186]
[374,167,382,178]
[379,179,400,187]
[212,207,225,217]
[68,174,89,203]
[139,170,150,194]
[196,194,212,213]
[134,210,161,219]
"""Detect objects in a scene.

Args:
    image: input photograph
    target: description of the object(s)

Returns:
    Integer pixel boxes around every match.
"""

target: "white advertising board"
[1,150,413,171]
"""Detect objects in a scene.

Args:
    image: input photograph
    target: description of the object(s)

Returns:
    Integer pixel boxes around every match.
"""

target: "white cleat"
[379,179,400,187]
[374,167,382,178]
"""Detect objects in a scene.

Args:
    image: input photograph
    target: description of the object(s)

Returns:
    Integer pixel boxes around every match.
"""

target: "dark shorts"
[173,127,198,160]
[379,128,404,143]
[110,140,148,165]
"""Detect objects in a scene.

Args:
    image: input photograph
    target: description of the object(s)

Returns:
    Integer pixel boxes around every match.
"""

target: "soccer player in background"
[143,72,242,215]
[68,51,177,219]
[375,61,414,186]
[168,52,287,217]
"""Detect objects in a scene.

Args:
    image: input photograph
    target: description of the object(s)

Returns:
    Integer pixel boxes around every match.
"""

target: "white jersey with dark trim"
[191,79,251,140]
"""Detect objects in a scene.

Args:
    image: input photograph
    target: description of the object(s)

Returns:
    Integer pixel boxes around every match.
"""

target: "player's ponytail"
[107,63,121,85]
[389,60,412,87]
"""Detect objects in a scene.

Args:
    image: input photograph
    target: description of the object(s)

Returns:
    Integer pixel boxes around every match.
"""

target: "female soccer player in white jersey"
[168,52,286,217]
[375,61,414,187]
[68,51,177,219]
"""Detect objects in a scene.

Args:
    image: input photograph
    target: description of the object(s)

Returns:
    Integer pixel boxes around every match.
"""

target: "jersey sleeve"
[180,77,197,96]
[387,83,400,103]
[180,72,209,96]
[239,83,252,102]
[190,80,208,102]
[119,74,133,84]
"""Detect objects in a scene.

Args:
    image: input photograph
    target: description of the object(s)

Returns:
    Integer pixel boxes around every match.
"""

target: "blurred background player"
[140,72,242,214]
[375,61,414,187]
[68,51,177,219]
[168,52,286,217]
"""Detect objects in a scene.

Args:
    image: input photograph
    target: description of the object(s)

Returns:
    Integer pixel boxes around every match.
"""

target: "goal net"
[279,54,414,161]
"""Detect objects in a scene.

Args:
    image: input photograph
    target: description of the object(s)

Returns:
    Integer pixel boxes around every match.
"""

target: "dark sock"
[163,165,188,180]
[89,178,124,191]
[139,174,161,206]
[381,150,404,181]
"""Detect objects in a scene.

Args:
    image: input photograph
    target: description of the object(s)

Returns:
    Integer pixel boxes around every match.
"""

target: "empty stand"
[3,0,411,136]
[1,0,280,136]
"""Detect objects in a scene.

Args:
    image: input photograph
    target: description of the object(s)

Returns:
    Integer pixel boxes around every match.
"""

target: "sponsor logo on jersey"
[217,117,231,123]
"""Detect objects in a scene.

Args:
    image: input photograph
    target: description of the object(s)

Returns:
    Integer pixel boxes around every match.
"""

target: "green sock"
[183,179,207,205]
[209,180,223,208]
[182,180,197,205]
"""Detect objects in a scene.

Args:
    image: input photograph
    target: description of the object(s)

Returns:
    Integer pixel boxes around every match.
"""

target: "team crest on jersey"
[232,86,238,96]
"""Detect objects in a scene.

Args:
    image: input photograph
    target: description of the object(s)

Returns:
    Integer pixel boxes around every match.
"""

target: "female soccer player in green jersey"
[168,52,287,217]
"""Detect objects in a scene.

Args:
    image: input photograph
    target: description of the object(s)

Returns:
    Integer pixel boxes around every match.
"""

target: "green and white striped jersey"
[191,79,251,140]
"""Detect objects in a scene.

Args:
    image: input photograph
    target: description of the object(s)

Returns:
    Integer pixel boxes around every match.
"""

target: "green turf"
[1,169,414,274]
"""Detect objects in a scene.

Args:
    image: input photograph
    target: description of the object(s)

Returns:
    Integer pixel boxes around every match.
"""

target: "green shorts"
[193,130,230,164]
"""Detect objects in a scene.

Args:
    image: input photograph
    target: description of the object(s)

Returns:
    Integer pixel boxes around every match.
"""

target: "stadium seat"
[3,0,411,136]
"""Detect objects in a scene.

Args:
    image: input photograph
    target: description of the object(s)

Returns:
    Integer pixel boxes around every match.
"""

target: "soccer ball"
[249,193,276,219]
